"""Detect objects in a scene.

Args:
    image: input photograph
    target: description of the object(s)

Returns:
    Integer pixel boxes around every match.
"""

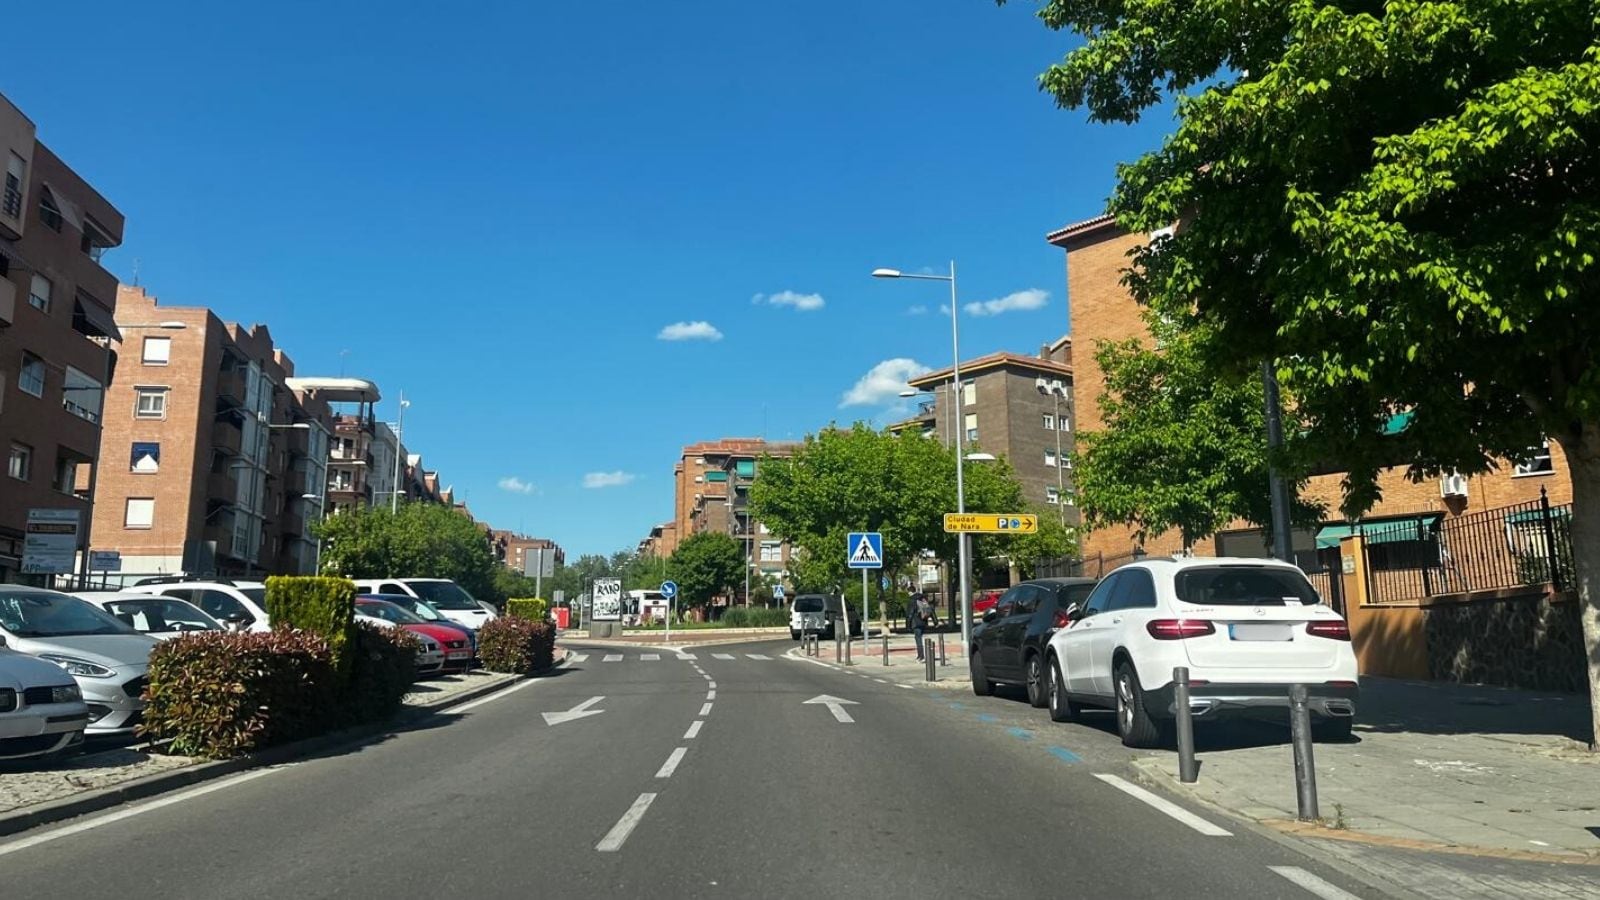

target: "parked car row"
[0,576,497,764]
[969,557,1360,748]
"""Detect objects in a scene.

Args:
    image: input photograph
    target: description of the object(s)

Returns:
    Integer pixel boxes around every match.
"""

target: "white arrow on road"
[542,696,606,726]
[803,694,858,724]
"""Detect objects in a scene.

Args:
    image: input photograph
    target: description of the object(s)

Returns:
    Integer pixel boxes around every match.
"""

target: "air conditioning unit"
[1440,472,1469,499]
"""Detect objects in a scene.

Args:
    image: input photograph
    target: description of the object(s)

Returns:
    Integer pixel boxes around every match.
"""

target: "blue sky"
[8,1,1173,557]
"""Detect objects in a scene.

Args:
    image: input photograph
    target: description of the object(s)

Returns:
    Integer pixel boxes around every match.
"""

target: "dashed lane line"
[706,690,717,700]
[700,702,714,716]
[596,794,657,852]
[655,748,688,779]
[684,720,703,740]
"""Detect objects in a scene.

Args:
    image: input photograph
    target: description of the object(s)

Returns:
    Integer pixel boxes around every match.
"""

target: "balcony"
[216,368,247,407]
[207,471,239,504]
[279,511,304,537]
[202,524,234,561]
[282,468,306,497]
[285,427,310,458]
[211,421,242,456]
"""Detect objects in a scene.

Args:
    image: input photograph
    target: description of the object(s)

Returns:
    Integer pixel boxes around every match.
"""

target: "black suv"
[970,577,1098,706]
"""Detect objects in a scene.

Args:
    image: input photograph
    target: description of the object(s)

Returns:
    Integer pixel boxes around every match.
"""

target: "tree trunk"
[1559,427,1600,750]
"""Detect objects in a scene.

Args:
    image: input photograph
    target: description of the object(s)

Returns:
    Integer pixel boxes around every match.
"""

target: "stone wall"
[1422,589,1587,693]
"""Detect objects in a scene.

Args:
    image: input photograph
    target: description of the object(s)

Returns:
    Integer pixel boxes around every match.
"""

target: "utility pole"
[391,391,409,513]
[1262,362,1295,563]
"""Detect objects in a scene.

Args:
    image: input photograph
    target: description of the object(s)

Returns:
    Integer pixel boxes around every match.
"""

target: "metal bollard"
[844,626,853,666]
[938,630,947,666]
[1288,683,1320,822]
[1174,667,1198,784]
[834,630,842,663]
[882,632,889,666]
[924,639,936,682]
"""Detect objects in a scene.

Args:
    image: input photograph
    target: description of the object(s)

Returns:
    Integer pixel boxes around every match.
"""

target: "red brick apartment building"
[665,438,799,595]
[0,93,125,583]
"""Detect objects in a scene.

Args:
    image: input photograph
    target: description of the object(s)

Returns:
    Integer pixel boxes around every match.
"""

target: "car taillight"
[1146,619,1216,640]
[1305,620,1352,641]
[1052,609,1071,630]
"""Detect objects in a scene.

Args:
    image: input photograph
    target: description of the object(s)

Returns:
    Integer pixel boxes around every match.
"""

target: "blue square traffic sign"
[847,532,883,569]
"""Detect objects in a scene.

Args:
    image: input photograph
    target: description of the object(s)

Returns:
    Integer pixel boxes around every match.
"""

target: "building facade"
[669,438,798,598]
[91,286,334,580]
[0,94,126,583]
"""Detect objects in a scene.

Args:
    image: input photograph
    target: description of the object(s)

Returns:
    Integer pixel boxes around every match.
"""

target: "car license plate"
[447,651,469,659]
[1229,623,1293,642]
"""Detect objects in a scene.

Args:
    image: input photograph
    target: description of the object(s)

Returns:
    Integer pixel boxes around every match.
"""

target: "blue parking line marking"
[1047,746,1083,764]
[948,702,967,710]
[976,714,999,723]
[1007,727,1033,741]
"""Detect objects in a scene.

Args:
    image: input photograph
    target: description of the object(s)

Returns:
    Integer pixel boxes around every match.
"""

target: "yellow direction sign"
[943,514,1038,534]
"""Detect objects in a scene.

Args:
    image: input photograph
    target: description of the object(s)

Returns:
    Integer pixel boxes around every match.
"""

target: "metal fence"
[1364,489,1572,603]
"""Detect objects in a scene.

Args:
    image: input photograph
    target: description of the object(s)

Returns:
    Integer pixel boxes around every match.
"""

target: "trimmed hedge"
[343,622,420,723]
[718,606,790,628]
[141,630,336,759]
[265,576,357,679]
[478,617,556,675]
[505,598,549,622]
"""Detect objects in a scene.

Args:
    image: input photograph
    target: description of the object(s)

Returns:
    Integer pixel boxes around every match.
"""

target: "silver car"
[0,640,89,762]
[0,586,157,737]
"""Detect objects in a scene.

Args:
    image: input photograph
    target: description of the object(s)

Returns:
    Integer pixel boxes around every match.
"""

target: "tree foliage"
[1006,505,1080,577]
[1077,314,1322,548]
[315,503,497,603]
[667,532,745,610]
[1009,0,1600,743]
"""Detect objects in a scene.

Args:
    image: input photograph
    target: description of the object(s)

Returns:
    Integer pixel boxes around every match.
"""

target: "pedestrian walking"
[911,592,935,660]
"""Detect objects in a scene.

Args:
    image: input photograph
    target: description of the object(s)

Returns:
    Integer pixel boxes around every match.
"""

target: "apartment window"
[18,353,45,397]
[53,455,78,494]
[142,336,172,365]
[964,413,978,442]
[1043,413,1055,431]
[38,188,62,232]
[62,366,102,423]
[135,387,169,419]
[962,381,977,407]
[1045,449,1058,468]
[735,459,755,478]
[1046,487,1060,505]
[131,442,161,473]
[28,274,50,313]
[760,542,782,563]
[1058,415,1070,431]
[1514,440,1554,476]
[124,498,155,529]
[2,153,22,219]
[7,443,31,481]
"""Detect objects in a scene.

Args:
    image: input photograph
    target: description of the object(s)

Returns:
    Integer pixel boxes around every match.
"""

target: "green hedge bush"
[141,630,336,759]
[478,617,555,675]
[265,576,357,679]
[717,606,789,628]
[342,623,420,722]
[505,598,549,621]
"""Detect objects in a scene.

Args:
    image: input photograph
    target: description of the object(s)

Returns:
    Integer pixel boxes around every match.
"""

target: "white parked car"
[1040,557,1359,748]
[0,638,89,762]
[350,579,496,632]
[73,592,225,640]
[125,580,270,632]
[0,586,158,737]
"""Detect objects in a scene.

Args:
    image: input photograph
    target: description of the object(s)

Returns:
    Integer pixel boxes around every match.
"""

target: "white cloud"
[497,476,537,495]
[841,358,933,407]
[906,305,928,316]
[657,321,723,341]
[752,290,825,312]
[964,288,1050,317]
[583,470,637,489]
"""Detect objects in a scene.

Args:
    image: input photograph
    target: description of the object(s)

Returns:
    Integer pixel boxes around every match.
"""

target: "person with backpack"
[910,592,936,660]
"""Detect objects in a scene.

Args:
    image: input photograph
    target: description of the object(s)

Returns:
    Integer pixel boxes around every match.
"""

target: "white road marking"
[1093,774,1232,836]
[1268,867,1361,900]
[707,681,716,689]
[656,747,688,779]
[700,702,714,716]
[747,654,771,660]
[896,684,914,690]
[678,653,697,659]
[603,654,623,662]
[712,653,736,660]
[567,653,589,663]
[0,768,282,858]
[706,690,717,700]
[872,678,889,684]
[596,793,657,852]
[452,678,539,713]
[641,654,660,661]
[803,694,858,724]
[684,720,703,740]
[541,695,606,726]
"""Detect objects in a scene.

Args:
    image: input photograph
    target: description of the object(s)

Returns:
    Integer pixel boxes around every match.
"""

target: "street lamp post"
[391,392,409,513]
[1037,379,1069,527]
[873,261,974,653]
[78,320,187,589]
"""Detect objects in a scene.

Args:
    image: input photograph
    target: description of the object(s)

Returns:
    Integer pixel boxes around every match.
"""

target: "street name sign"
[847,532,883,569]
[943,513,1038,534]
[592,577,623,622]
[89,550,122,572]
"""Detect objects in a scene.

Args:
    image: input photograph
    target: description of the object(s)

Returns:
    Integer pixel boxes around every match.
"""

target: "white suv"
[1041,557,1359,748]
[126,580,271,633]
[350,579,496,632]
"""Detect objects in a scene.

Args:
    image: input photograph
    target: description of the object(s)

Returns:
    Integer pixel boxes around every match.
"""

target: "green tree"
[667,532,745,612]
[1005,506,1080,577]
[1010,0,1600,744]
[315,503,497,602]
[1077,315,1322,549]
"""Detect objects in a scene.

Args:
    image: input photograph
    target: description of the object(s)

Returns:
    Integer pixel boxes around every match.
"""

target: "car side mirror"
[1065,603,1085,623]
[982,609,999,624]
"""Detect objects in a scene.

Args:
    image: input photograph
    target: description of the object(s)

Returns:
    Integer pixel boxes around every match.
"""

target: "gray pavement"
[0,636,1582,899]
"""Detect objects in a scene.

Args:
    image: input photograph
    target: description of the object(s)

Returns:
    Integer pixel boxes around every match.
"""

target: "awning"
[1315,515,1440,549]
[40,183,83,231]
[74,294,121,340]
[1505,506,1571,526]
[1381,410,1415,436]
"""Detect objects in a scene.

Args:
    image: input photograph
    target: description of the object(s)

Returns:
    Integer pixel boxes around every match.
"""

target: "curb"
[782,646,974,689]
[1126,756,1600,869]
[567,635,791,650]
[0,664,554,840]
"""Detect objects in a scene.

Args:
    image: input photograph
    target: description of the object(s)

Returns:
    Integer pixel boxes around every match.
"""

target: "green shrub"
[719,606,789,628]
[343,623,420,722]
[141,630,336,759]
[478,617,555,675]
[505,598,549,621]
[265,576,357,679]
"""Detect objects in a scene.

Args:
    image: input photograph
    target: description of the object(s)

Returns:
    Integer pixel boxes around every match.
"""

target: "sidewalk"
[1132,676,1600,862]
[790,631,973,690]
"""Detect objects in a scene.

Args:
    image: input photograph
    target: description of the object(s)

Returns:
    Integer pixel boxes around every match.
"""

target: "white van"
[789,594,860,640]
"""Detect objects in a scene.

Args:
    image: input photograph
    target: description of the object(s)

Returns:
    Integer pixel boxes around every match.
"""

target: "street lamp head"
[301,493,320,501]
[964,452,997,462]
[871,268,902,279]
[898,389,920,398]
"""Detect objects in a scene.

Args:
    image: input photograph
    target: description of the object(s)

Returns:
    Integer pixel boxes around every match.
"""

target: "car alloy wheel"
[1047,658,1075,723]
[1026,654,1047,708]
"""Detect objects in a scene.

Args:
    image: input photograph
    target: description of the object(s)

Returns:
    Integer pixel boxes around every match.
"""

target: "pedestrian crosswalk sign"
[847,532,883,569]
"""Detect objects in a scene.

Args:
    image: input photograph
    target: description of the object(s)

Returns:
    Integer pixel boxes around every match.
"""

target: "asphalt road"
[0,637,1394,899]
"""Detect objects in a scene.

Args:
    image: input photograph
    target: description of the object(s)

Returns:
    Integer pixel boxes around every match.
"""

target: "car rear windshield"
[793,597,824,613]
[1174,567,1321,606]
[408,581,481,611]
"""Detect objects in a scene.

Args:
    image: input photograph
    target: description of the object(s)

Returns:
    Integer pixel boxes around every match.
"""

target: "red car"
[355,599,474,672]
[972,589,1005,617]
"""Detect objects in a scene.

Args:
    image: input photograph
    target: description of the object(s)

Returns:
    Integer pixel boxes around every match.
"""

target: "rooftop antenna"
[131,257,141,286]
[339,349,350,376]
